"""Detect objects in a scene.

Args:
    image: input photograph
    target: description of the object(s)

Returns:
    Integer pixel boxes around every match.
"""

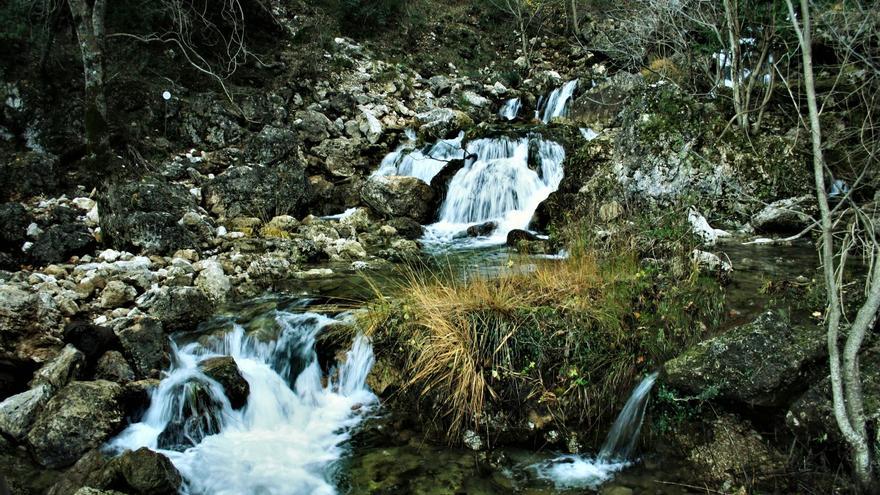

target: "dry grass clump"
[362,237,723,443]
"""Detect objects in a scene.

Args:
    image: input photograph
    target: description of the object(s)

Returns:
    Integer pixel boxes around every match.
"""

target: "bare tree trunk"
[786,0,877,489]
[723,0,747,130]
[570,0,579,36]
[68,0,108,153]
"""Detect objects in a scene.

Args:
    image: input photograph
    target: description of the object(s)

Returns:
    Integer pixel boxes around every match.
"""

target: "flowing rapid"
[498,97,522,120]
[532,372,659,489]
[107,311,376,495]
[374,131,464,183]
[423,135,565,246]
[537,79,578,123]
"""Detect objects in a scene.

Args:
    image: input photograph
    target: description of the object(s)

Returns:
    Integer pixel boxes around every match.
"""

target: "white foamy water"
[498,97,522,121]
[531,372,659,489]
[107,312,376,495]
[422,135,564,247]
[374,131,465,183]
[537,79,578,123]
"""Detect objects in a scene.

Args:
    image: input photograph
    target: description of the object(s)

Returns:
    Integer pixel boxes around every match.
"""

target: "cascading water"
[107,311,376,495]
[537,79,578,123]
[374,131,465,183]
[532,372,659,489]
[498,97,521,121]
[423,135,565,246]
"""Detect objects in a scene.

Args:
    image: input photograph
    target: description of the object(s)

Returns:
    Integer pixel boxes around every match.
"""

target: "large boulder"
[112,317,167,378]
[135,286,213,332]
[0,285,62,359]
[0,202,33,269]
[200,356,249,409]
[99,179,205,255]
[0,384,52,441]
[26,381,124,468]
[361,176,435,223]
[294,109,333,143]
[751,196,815,234]
[203,164,311,220]
[311,137,371,177]
[98,447,182,495]
[194,260,232,304]
[664,311,826,407]
[29,207,96,265]
[416,108,474,140]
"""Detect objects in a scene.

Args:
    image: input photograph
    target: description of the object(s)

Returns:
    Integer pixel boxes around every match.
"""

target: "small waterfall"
[107,311,377,495]
[423,135,564,246]
[531,372,659,489]
[537,79,578,123]
[598,372,659,461]
[374,131,465,183]
[498,97,521,121]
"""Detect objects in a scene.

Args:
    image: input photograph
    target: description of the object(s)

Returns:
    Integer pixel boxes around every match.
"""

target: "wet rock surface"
[665,311,826,407]
[199,356,250,409]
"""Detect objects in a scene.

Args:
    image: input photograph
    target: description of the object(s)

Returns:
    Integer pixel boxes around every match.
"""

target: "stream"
[103,81,821,494]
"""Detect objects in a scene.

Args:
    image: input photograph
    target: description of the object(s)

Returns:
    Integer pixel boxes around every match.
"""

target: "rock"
[751,196,814,234]
[358,107,383,144]
[461,91,490,108]
[387,217,423,240]
[665,311,826,406]
[135,286,213,331]
[73,489,126,495]
[203,164,311,220]
[687,208,730,245]
[99,179,204,255]
[311,137,370,178]
[463,429,483,451]
[466,221,497,237]
[361,176,435,223]
[113,317,167,378]
[416,108,474,140]
[506,229,541,245]
[195,260,231,304]
[99,281,137,309]
[691,250,733,278]
[0,285,62,360]
[295,109,333,143]
[428,158,466,212]
[99,447,182,495]
[428,75,453,95]
[786,344,879,446]
[156,378,225,450]
[30,345,85,391]
[0,202,33,261]
[0,151,59,202]
[245,125,297,164]
[366,358,401,397]
[94,351,135,383]
[199,356,249,409]
[29,208,96,265]
[0,354,39,400]
[0,384,52,440]
[63,322,122,365]
[26,380,124,468]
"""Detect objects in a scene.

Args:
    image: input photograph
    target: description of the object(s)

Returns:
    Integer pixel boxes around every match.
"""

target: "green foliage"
[649,384,718,435]
[0,0,31,42]
[334,0,406,38]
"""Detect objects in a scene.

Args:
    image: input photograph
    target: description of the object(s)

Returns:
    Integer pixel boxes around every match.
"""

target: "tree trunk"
[68,0,108,154]
[786,0,877,489]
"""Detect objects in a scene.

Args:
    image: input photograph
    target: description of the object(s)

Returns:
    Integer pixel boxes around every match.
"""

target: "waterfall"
[423,135,564,246]
[531,372,659,489]
[537,79,578,123]
[498,97,521,121]
[107,312,377,495]
[374,131,465,183]
[598,372,659,461]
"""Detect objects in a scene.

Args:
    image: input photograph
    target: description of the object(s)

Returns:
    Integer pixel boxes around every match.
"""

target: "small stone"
[100,280,137,308]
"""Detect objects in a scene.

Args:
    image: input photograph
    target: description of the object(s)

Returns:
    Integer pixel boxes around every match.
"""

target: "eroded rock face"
[664,311,826,406]
[29,207,95,266]
[200,356,249,409]
[26,380,124,469]
[203,164,311,220]
[99,179,204,255]
[751,196,814,234]
[361,176,435,223]
[30,345,84,391]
